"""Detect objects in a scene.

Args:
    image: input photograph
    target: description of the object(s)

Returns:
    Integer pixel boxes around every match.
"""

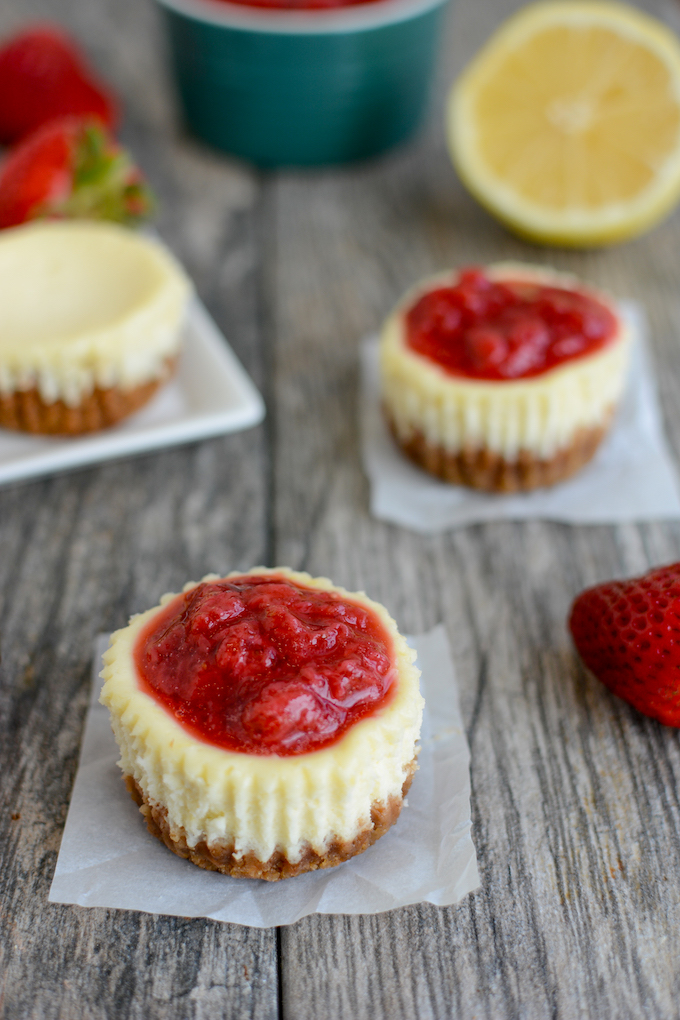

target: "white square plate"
[0,298,265,487]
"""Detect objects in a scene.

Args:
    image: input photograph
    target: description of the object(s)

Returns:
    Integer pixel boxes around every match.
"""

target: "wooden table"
[3,0,680,1015]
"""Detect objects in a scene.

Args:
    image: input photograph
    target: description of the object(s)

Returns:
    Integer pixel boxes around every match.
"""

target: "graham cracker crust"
[124,761,416,882]
[387,413,611,493]
[0,359,176,435]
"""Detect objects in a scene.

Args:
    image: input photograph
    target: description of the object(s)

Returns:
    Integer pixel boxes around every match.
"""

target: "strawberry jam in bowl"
[379,262,631,493]
[100,568,423,880]
[211,0,384,8]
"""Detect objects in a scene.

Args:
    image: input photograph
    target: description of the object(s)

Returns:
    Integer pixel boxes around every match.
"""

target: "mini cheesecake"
[379,263,631,492]
[100,568,423,881]
[0,220,191,434]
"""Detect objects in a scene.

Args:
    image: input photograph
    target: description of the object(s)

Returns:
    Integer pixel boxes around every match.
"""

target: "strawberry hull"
[569,563,680,728]
[0,117,152,230]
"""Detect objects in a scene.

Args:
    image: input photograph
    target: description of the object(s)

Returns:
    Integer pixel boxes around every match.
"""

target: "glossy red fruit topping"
[135,576,397,755]
[406,267,618,381]
[569,563,680,727]
[0,25,117,144]
[209,0,384,10]
[0,117,153,229]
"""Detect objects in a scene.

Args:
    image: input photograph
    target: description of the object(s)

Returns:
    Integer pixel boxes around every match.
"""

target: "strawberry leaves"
[0,117,153,229]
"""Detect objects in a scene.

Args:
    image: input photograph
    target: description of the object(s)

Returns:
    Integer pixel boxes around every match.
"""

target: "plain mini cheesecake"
[100,568,423,881]
[0,220,192,434]
[379,263,631,492]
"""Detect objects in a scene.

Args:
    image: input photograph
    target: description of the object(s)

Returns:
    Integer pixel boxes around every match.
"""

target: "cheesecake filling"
[0,221,191,406]
[381,265,631,461]
[101,569,423,864]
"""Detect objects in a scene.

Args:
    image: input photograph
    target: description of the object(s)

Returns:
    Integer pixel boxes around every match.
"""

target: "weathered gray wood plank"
[271,0,680,1015]
[0,0,277,1017]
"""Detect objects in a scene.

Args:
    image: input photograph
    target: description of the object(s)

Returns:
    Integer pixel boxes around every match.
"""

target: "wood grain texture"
[0,1,275,1018]
[3,0,680,1015]
[271,1,680,1016]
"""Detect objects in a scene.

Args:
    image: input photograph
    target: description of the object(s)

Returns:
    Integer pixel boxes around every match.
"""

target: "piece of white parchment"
[49,627,479,928]
[361,303,680,532]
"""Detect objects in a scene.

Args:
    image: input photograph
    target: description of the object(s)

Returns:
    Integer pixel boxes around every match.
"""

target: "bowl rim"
[155,0,448,35]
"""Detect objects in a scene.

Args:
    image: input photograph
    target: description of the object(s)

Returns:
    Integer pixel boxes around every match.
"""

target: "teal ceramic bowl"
[156,0,449,166]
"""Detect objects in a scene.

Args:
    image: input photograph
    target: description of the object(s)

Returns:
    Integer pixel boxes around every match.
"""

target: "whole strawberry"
[569,563,680,726]
[0,24,117,144]
[0,117,153,229]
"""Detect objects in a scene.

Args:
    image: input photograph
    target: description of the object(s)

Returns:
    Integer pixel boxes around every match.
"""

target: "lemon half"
[448,1,680,246]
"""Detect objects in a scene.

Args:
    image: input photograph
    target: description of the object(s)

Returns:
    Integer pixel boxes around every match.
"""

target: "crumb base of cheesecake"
[387,413,611,492]
[124,761,416,881]
[0,358,176,435]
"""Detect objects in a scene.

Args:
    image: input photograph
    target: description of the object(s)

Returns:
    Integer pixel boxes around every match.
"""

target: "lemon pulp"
[449,1,680,245]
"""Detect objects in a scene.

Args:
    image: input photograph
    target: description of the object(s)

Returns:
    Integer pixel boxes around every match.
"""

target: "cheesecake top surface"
[0,220,190,355]
[403,263,621,382]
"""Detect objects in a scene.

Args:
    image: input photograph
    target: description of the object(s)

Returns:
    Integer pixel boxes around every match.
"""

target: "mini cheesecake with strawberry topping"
[100,568,423,881]
[380,263,631,492]
[0,220,190,434]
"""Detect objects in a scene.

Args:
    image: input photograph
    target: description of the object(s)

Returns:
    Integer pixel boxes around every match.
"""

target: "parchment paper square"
[49,626,479,928]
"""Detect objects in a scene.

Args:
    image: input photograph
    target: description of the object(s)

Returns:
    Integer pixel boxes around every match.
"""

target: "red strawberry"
[569,563,680,726]
[0,117,153,229]
[0,25,117,144]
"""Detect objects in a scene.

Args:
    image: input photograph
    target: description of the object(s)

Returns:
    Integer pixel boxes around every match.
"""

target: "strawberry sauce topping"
[134,576,396,755]
[210,0,383,9]
[405,268,618,381]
